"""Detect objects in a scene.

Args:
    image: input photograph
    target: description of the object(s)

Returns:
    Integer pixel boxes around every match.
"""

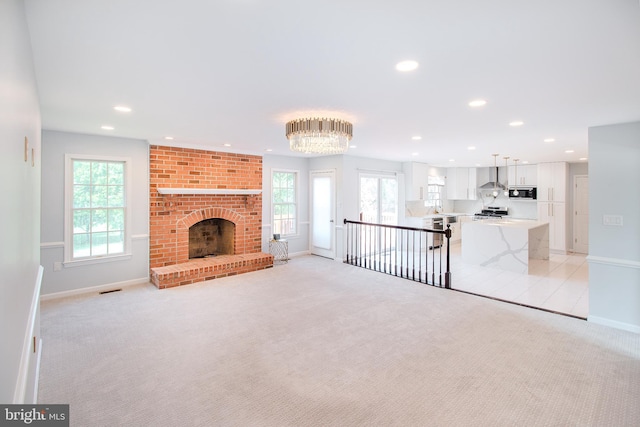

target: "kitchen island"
[461,218,549,274]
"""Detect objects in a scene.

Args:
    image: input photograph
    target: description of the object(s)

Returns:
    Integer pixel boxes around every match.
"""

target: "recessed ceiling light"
[265,148,273,152]
[468,99,487,107]
[411,136,422,140]
[509,121,524,127]
[475,163,481,167]
[223,143,231,147]
[411,152,419,156]
[467,146,476,150]
[565,150,574,153]
[164,136,174,140]
[349,145,357,149]
[396,60,419,72]
[522,160,529,164]
[113,105,132,113]
[101,125,114,130]
[449,159,455,162]
[544,138,555,143]
[580,157,588,161]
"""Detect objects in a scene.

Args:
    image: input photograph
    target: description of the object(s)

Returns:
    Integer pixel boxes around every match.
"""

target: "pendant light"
[492,154,499,197]
[503,156,510,197]
[513,159,520,196]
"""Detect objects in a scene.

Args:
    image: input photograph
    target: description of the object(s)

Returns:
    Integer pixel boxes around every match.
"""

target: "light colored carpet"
[38,255,640,426]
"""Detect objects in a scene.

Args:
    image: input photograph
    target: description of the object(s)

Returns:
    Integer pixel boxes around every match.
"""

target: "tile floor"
[449,243,589,319]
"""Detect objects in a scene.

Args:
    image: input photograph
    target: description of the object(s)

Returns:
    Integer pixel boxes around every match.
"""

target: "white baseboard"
[588,315,640,334]
[40,277,151,301]
[288,250,311,258]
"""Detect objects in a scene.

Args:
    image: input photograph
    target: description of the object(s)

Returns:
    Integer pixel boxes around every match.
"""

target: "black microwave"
[508,188,536,199]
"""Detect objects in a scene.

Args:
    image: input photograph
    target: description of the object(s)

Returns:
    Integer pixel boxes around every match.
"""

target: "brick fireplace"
[149,145,273,289]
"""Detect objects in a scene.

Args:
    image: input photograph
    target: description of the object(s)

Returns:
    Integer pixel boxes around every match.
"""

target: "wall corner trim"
[13,265,43,403]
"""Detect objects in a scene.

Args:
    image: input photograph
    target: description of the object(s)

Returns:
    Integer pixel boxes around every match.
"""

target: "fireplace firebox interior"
[189,218,235,259]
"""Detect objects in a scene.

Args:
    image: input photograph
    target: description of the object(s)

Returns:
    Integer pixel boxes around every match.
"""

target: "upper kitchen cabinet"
[446,167,477,200]
[537,162,568,202]
[507,164,537,187]
[403,162,429,200]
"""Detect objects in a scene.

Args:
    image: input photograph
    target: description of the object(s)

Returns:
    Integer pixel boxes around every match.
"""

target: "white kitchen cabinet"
[507,164,537,187]
[537,162,568,202]
[446,167,477,200]
[538,201,567,252]
[404,162,429,200]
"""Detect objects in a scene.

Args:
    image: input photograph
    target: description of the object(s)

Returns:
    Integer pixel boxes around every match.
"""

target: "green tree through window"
[272,171,297,236]
[71,160,126,258]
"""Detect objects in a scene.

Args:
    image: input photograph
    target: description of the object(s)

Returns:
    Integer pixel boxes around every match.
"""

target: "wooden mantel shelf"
[157,188,262,195]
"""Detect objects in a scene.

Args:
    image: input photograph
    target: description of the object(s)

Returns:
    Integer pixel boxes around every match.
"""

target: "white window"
[272,170,297,236]
[426,175,445,210]
[65,155,132,265]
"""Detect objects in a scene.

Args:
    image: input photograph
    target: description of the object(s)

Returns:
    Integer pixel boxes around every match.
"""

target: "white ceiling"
[24,0,640,167]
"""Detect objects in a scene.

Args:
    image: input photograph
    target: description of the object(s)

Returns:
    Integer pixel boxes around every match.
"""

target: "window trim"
[64,154,133,266]
[271,168,299,238]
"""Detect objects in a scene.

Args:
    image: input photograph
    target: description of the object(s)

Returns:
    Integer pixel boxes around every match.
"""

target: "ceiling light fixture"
[468,146,476,150]
[565,149,574,153]
[503,156,510,196]
[101,125,114,130]
[286,117,353,155]
[411,136,422,140]
[509,121,524,127]
[396,60,419,72]
[512,159,520,196]
[164,136,174,140]
[113,105,131,113]
[491,153,501,197]
[468,99,487,107]
[544,138,555,143]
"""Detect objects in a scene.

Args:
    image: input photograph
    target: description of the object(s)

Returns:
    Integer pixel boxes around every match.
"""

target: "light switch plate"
[603,214,623,226]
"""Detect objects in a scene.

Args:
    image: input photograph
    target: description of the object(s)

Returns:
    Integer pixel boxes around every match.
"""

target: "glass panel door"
[310,170,335,258]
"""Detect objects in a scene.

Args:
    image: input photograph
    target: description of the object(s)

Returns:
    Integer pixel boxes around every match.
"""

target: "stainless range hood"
[479,167,506,189]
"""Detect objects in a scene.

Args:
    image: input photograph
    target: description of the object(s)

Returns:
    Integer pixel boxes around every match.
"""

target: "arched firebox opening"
[189,218,235,259]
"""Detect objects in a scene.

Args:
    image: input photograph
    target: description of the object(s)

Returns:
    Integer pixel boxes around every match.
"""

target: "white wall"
[40,130,150,296]
[587,121,640,332]
[0,0,42,403]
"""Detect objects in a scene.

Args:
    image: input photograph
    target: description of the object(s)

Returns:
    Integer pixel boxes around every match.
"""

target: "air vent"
[99,288,122,295]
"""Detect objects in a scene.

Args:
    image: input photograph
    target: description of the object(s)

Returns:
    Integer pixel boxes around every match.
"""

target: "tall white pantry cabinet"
[537,162,568,252]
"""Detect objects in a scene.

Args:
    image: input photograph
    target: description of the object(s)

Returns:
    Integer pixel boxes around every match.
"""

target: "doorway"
[310,169,336,259]
[359,174,398,224]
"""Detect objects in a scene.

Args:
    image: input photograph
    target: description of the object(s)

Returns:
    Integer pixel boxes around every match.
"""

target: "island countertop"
[469,218,548,230]
[462,218,550,273]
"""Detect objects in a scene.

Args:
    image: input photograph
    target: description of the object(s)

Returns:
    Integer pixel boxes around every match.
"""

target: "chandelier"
[285,117,353,155]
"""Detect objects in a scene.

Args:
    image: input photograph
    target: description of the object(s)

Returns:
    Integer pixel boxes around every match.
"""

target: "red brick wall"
[149,145,263,268]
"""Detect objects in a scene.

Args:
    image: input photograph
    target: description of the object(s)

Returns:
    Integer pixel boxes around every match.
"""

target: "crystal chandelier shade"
[286,118,353,155]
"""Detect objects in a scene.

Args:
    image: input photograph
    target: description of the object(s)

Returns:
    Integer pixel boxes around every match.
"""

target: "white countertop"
[421,212,473,218]
[467,218,548,230]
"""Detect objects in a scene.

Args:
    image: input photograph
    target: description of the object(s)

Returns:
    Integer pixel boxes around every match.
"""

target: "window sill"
[64,253,133,268]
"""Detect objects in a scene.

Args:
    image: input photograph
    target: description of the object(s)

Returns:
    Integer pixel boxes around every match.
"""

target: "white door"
[310,170,336,259]
[573,175,589,254]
